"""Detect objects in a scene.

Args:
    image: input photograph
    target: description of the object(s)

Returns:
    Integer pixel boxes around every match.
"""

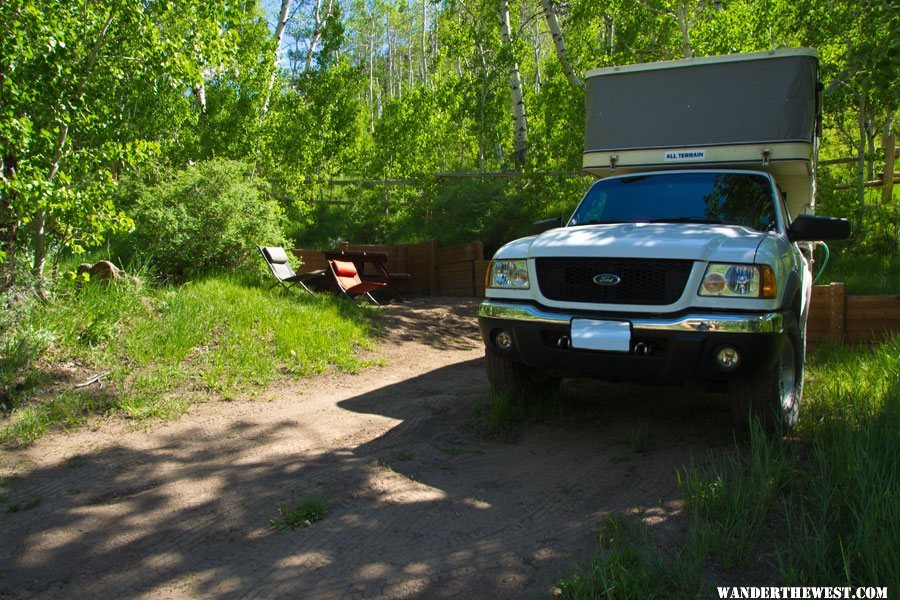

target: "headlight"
[487,259,529,289]
[700,264,776,298]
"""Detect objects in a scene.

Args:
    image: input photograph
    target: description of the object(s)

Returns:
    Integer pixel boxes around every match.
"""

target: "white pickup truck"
[477,49,850,430]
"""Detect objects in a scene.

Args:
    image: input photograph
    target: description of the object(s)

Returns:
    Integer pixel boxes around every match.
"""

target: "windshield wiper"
[648,217,727,225]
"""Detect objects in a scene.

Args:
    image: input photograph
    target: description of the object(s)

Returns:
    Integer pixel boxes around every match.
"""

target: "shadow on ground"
[0,357,734,599]
[369,297,482,351]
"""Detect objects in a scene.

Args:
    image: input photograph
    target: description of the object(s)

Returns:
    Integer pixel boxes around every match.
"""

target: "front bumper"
[478,300,786,383]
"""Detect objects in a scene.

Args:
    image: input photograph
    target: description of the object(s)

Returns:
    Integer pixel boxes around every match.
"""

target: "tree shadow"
[0,357,733,598]
[368,296,483,351]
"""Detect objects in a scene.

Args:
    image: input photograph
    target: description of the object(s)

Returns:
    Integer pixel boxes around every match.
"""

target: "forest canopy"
[1,0,897,284]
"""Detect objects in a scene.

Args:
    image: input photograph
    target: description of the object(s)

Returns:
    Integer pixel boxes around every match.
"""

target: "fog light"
[495,330,513,351]
[716,346,740,368]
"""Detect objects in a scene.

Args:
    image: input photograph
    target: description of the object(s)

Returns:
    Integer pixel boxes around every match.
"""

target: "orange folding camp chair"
[327,258,387,304]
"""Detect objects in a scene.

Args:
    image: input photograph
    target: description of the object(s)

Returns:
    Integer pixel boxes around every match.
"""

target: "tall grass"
[556,515,706,599]
[1,274,373,444]
[676,423,796,571]
[816,252,899,294]
[558,338,899,594]
[778,340,899,585]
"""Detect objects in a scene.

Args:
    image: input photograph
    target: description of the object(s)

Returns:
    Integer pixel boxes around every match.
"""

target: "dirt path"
[0,298,734,599]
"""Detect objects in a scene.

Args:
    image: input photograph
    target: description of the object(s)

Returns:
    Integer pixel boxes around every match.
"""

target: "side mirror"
[533,217,563,235]
[787,214,851,242]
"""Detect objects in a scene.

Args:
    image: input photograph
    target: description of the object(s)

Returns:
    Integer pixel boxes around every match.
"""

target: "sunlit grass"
[1,274,373,445]
[816,252,899,295]
[120,276,371,388]
[270,496,328,531]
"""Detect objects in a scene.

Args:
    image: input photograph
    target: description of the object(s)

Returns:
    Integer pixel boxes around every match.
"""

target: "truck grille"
[535,258,694,305]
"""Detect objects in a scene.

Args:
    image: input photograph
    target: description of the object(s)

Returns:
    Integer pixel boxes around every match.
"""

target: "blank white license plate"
[570,319,631,352]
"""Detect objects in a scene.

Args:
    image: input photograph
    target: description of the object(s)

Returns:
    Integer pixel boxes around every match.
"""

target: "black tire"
[729,313,804,432]
[485,351,561,405]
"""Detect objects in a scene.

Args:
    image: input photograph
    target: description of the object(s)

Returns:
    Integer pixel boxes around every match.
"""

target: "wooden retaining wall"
[292,240,485,297]
[807,283,900,346]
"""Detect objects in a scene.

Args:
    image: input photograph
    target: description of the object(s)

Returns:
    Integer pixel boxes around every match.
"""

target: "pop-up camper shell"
[582,48,820,217]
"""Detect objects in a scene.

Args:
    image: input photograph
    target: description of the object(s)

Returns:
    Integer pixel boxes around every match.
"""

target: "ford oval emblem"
[593,273,621,286]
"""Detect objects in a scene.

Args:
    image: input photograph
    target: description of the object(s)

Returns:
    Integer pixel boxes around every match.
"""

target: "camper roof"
[585,48,818,79]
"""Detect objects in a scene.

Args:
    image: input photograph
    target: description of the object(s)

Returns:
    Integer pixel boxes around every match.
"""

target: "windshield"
[569,172,777,232]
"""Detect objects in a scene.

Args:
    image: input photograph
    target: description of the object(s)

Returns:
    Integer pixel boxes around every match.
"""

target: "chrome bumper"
[478,300,783,334]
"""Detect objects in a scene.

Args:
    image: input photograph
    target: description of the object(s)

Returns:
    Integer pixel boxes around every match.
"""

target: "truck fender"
[781,271,803,319]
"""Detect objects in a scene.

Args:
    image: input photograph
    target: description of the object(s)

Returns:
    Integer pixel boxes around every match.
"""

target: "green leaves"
[2,0,893,281]
[126,159,286,281]
[0,0,269,279]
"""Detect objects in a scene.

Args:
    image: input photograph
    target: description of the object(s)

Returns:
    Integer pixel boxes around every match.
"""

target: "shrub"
[127,159,286,280]
[0,301,55,410]
[287,173,591,254]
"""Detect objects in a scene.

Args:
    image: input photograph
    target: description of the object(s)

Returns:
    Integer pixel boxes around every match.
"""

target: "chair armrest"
[285,270,326,282]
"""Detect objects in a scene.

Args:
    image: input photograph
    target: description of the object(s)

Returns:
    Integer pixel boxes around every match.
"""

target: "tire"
[729,313,804,432]
[485,351,561,405]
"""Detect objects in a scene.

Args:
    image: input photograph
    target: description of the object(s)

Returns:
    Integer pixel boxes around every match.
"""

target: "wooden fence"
[292,240,485,297]
[807,283,900,346]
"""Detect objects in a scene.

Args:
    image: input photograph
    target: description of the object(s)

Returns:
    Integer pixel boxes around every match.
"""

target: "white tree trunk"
[305,0,334,72]
[500,0,527,167]
[262,0,292,117]
[539,0,581,88]
[387,19,394,97]
[368,39,375,131]
[676,2,692,59]
[603,15,615,52]
[421,0,428,86]
[194,81,207,113]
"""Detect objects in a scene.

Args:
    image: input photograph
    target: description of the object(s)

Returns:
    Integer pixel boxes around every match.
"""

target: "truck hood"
[498,223,766,263]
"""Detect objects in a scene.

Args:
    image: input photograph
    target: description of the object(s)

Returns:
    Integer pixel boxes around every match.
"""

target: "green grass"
[1,273,374,445]
[676,423,797,572]
[556,515,706,599]
[0,390,119,444]
[474,392,527,442]
[474,390,574,442]
[270,496,328,530]
[6,496,42,514]
[612,426,651,462]
[557,338,899,594]
[117,276,371,400]
[815,252,899,294]
[778,340,899,585]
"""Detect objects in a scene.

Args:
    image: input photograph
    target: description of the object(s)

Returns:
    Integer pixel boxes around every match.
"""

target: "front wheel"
[485,351,560,405]
[728,314,804,432]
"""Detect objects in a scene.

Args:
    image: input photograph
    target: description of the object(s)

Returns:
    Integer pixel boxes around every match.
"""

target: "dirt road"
[0,298,733,598]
